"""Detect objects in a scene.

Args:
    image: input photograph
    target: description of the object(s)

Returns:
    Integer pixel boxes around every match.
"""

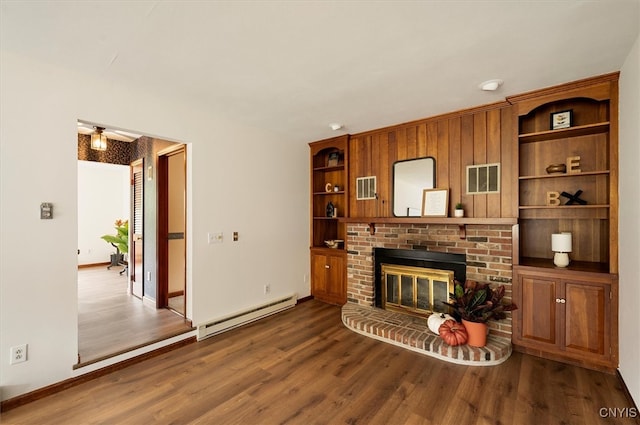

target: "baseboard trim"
[297,295,314,304]
[512,343,616,374]
[0,336,196,413]
[168,290,185,298]
[77,262,110,269]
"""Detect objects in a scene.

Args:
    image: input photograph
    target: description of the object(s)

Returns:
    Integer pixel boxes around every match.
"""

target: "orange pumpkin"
[438,319,468,346]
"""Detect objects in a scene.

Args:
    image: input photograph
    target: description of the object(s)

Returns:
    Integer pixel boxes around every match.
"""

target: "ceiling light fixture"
[91,126,108,151]
[479,79,503,91]
[329,123,343,131]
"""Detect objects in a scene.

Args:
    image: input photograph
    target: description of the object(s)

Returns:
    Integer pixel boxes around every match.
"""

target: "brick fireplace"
[346,222,514,339]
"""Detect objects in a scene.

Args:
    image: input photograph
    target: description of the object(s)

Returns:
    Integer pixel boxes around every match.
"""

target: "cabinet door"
[311,253,329,297]
[311,252,346,305]
[324,254,345,304]
[516,273,559,347]
[563,280,609,357]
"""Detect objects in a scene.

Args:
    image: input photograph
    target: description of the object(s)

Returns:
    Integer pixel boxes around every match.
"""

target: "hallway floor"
[77,265,193,366]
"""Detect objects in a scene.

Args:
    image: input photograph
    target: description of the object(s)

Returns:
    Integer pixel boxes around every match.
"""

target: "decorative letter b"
[547,191,561,206]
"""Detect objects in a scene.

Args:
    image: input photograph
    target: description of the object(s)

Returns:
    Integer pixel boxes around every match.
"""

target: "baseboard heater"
[198,293,297,340]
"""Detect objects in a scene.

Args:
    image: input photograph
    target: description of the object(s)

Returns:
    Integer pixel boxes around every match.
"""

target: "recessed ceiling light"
[329,123,343,131]
[479,79,503,91]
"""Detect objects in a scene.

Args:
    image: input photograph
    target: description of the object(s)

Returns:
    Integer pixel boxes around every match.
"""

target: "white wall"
[77,161,130,265]
[618,33,640,406]
[0,50,310,400]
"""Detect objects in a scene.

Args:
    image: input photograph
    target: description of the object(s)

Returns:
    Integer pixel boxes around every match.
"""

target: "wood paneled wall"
[348,102,517,219]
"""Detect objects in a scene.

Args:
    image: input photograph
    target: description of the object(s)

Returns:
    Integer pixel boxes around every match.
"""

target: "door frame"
[130,159,144,298]
[156,144,187,312]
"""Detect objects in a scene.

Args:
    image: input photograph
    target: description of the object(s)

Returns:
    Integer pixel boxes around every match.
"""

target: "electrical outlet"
[264,284,271,294]
[10,344,27,365]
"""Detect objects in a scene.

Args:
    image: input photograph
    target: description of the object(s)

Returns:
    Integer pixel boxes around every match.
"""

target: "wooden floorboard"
[77,265,193,366]
[3,300,637,424]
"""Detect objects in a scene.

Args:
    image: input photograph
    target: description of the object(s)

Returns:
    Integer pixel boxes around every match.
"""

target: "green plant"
[455,202,463,210]
[101,219,129,254]
[443,280,517,323]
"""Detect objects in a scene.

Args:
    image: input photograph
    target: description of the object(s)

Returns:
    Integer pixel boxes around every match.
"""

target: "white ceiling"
[1,1,638,143]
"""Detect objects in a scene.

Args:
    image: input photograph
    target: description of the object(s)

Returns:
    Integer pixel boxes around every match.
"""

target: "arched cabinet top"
[507,72,618,116]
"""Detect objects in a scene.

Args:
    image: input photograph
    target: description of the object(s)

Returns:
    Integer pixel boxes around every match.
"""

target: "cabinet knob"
[325,265,330,269]
[556,298,561,303]
[556,298,566,304]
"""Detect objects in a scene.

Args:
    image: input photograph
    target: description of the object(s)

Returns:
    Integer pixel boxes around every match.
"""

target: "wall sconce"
[91,127,108,151]
[551,232,572,267]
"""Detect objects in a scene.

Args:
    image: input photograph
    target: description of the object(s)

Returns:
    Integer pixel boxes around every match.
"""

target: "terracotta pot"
[462,319,488,347]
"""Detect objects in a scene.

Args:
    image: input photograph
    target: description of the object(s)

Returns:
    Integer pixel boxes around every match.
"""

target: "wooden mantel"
[342,217,517,238]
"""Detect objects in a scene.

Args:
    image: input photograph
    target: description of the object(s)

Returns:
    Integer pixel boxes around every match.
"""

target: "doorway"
[77,124,191,365]
[157,145,187,316]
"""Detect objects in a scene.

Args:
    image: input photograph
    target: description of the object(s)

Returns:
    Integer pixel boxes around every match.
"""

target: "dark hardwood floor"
[4,300,636,424]
[77,265,193,366]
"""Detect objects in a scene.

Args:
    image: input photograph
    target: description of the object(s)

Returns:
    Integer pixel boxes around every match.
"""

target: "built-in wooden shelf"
[519,170,610,180]
[313,191,346,196]
[310,246,346,253]
[312,165,344,172]
[519,122,609,143]
[342,217,517,225]
[519,204,609,210]
[517,257,611,275]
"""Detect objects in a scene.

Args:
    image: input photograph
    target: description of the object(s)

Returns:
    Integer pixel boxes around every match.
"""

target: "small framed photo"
[550,110,572,130]
[327,152,339,167]
[422,188,449,217]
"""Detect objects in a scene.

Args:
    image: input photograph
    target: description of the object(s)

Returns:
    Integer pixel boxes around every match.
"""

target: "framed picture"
[550,110,572,130]
[422,188,449,217]
[327,152,339,167]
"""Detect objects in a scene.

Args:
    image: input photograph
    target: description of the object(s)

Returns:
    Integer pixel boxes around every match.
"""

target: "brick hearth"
[342,303,512,365]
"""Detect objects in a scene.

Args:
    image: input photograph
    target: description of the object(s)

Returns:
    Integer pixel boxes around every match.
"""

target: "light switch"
[208,232,223,244]
[40,203,53,219]
[233,232,238,241]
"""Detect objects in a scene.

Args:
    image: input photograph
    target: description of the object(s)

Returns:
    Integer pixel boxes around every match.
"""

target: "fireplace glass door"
[382,264,453,317]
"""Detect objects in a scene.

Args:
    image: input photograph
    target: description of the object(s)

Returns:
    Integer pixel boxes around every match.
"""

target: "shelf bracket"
[458,224,466,239]
[368,223,376,236]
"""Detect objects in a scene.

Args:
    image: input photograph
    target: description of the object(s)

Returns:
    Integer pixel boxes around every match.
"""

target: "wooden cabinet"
[310,250,346,305]
[513,265,617,371]
[309,136,349,305]
[509,73,619,371]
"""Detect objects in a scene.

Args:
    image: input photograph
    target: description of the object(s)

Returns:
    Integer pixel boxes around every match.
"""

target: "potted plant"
[454,202,464,218]
[443,280,517,347]
[101,219,129,266]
